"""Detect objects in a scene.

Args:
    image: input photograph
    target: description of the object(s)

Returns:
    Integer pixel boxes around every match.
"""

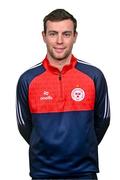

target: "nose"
[56,34,63,44]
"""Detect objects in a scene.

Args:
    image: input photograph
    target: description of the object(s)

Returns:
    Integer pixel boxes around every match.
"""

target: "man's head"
[42,9,78,62]
[43,9,77,34]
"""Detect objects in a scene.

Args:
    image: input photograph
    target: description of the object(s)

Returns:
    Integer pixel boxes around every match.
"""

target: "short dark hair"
[43,9,77,34]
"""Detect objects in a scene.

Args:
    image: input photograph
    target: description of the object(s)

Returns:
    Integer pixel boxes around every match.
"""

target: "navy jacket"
[16,55,110,178]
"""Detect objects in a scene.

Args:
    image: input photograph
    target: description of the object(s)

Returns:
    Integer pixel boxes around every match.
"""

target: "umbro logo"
[40,91,53,100]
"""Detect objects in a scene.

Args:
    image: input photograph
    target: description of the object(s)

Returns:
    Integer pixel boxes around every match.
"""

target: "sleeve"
[94,71,110,144]
[16,75,32,144]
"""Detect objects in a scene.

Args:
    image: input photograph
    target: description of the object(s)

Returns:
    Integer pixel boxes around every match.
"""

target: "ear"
[73,32,78,43]
[42,31,46,43]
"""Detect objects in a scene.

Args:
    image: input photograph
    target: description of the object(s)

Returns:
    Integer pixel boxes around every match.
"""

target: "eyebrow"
[63,31,72,33]
[48,31,58,33]
[48,30,72,34]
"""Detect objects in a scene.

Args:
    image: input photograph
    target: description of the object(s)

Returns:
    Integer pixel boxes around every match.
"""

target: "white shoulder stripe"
[77,59,91,65]
[30,62,42,69]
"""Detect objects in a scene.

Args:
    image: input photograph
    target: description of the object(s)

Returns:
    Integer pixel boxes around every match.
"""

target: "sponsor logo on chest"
[40,91,53,100]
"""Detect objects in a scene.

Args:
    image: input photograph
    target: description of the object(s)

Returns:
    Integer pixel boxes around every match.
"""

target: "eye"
[63,32,71,37]
[49,32,57,37]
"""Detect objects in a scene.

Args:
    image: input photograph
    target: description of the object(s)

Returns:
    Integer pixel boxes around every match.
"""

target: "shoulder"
[17,62,45,85]
[76,59,105,80]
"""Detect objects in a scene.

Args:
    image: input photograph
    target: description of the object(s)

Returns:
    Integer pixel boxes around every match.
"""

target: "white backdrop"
[0,0,120,179]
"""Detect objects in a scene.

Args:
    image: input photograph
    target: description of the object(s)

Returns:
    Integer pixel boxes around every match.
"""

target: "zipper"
[59,73,62,80]
[58,72,63,100]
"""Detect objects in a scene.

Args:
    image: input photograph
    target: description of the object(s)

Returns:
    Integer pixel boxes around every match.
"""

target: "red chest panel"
[28,68,95,113]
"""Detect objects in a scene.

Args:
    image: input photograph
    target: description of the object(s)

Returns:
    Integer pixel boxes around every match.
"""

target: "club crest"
[71,88,85,102]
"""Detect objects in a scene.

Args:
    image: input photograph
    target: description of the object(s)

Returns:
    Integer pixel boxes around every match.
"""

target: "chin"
[54,54,70,61]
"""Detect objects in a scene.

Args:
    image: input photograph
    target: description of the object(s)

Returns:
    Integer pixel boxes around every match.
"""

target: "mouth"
[54,47,66,53]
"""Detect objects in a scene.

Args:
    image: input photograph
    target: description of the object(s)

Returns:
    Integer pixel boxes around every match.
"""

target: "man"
[16,9,110,180]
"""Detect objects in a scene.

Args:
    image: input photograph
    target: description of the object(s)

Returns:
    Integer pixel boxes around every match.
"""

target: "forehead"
[46,19,74,32]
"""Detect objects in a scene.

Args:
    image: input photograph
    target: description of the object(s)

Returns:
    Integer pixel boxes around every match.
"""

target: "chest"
[28,69,95,113]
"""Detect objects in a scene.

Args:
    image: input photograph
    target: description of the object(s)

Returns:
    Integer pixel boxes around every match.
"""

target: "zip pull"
[59,73,62,80]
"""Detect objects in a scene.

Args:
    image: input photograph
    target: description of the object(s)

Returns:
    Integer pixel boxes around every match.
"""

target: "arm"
[16,75,32,144]
[94,71,110,144]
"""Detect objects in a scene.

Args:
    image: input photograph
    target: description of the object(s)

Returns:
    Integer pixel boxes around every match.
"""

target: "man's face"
[42,19,77,61]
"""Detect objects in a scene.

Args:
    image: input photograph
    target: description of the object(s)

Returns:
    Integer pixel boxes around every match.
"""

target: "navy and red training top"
[16,55,110,179]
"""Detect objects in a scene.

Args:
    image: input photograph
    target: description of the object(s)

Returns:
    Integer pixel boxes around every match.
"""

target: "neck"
[47,54,72,71]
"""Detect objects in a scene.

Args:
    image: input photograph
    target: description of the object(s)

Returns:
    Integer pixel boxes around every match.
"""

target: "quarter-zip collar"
[42,55,77,74]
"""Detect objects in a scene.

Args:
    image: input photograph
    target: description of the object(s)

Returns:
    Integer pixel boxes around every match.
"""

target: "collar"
[42,55,77,74]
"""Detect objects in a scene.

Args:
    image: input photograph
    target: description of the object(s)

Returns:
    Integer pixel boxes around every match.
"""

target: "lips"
[54,47,65,53]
